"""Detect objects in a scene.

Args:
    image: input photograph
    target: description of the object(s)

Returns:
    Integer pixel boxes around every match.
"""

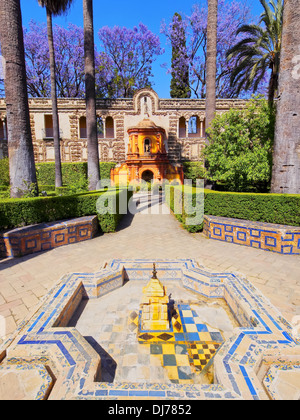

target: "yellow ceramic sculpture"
[140,264,170,331]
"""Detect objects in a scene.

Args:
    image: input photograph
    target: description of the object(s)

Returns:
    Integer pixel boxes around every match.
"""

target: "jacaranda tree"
[23,21,116,99]
[98,23,164,98]
[161,0,253,99]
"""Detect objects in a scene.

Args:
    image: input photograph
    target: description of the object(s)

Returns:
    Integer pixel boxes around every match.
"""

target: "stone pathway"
[0,192,299,341]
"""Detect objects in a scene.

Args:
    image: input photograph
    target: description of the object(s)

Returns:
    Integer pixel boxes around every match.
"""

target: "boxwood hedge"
[0,187,133,233]
[165,185,300,232]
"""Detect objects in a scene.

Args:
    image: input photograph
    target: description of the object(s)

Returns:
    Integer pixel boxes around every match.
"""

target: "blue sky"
[20,0,263,98]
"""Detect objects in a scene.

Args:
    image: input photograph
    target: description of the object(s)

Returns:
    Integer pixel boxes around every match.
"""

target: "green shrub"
[0,158,10,186]
[182,161,207,185]
[96,188,132,232]
[0,187,133,232]
[165,185,204,232]
[165,185,300,231]
[204,97,275,192]
[100,162,117,180]
[38,185,56,192]
[36,162,88,187]
[36,162,117,187]
[204,190,300,226]
[55,186,71,196]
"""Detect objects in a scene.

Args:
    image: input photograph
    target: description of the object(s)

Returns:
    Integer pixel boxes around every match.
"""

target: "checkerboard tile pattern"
[188,342,221,372]
[147,343,193,383]
[128,302,224,383]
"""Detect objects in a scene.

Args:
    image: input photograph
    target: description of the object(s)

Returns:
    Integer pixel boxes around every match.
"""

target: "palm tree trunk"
[271,1,300,194]
[205,0,218,136]
[204,0,218,190]
[46,8,62,188]
[83,0,100,190]
[0,0,37,198]
[268,68,276,106]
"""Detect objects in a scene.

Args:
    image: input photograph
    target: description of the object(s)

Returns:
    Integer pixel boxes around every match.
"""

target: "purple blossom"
[98,23,164,97]
[161,0,267,98]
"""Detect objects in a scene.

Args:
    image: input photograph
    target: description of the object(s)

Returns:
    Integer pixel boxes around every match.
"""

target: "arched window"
[44,114,53,139]
[79,116,87,139]
[188,116,200,137]
[144,138,151,154]
[179,117,186,138]
[0,119,7,140]
[106,116,114,138]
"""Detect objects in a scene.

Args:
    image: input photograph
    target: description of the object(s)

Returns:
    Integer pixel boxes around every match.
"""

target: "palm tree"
[205,0,218,135]
[0,0,38,198]
[271,0,300,194]
[226,0,283,105]
[83,0,100,190]
[38,0,74,188]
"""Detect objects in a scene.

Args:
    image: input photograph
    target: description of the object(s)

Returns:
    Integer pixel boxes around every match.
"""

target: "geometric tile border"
[0,259,299,400]
[204,215,300,254]
[0,216,99,258]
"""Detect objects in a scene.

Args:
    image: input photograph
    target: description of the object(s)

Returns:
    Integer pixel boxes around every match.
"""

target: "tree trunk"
[271,1,300,194]
[0,0,37,198]
[205,0,218,136]
[46,8,62,188]
[83,0,100,190]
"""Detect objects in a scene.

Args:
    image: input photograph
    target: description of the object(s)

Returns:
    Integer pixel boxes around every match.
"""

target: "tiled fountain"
[0,259,299,400]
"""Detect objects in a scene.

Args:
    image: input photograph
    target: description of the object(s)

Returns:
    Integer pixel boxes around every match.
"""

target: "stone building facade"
[0,88,247,164]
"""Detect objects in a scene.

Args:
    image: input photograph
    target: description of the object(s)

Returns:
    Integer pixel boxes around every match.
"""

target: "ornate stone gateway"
[111,117,184,185]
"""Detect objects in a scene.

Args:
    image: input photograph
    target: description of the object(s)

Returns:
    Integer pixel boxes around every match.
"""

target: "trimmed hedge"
[204,190,300,227]
[96,188,132,232]
[0,187,133,233]
[165,185,204,232]
[36,162,117,186]
[0,158,10,186]
[165,185,300,232]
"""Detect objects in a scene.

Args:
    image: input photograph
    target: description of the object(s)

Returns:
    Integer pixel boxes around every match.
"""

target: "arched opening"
[179,117,186,138]
[106,117,114,138]
[44,114,54,139]
[142,170,154,183]
[79,116,87,139]
[188,115,200,138]
[0,119,7,141]
[144,138,151,154]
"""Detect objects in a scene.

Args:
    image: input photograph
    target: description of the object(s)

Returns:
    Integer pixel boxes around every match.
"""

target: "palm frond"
[38,0,74,16]
[225,0,283,101]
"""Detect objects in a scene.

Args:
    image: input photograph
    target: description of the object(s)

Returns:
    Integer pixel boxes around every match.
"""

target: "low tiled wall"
[204,215,300,255]
[0,216,99,258]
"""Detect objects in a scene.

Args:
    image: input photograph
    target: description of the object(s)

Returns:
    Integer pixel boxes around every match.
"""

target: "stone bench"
[0,215,99,258]
[203,215,300,255]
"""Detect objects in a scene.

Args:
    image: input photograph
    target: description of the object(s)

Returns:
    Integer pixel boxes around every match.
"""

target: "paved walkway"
[0,192,299,340]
